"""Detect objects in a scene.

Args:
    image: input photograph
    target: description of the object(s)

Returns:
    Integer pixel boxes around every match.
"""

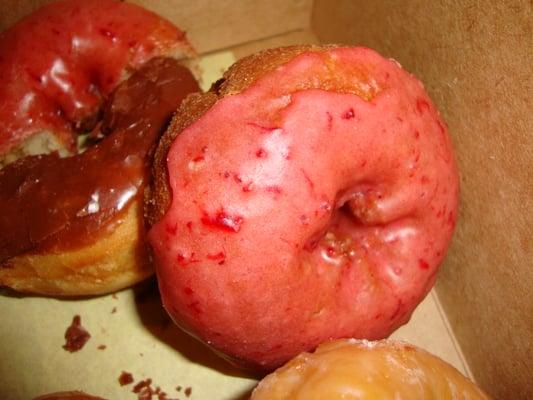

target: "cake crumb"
[118,374,187,400]
[119,371,134,386]
[62,315,91,352]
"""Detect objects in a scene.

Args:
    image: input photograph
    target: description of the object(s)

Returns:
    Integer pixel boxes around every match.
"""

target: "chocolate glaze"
[0,57,199,262]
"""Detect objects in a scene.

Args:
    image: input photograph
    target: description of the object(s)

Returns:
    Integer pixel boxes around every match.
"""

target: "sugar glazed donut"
[0,0,199,296]
[251,339,490,399]
[148,46,459,370]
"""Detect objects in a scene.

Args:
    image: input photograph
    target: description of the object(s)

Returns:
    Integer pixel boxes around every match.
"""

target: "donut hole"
[302,181,387,266]
[335,182,386,225]
[303,196,362,257]
[319,210,360,263]
[0,94,106,169]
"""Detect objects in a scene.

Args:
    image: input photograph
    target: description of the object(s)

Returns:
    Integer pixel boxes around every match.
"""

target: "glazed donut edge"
[148,45,459,370]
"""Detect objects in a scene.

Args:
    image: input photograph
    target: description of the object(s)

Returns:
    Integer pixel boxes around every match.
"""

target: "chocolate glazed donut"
[0,0,200,296]
[0,58,199,295]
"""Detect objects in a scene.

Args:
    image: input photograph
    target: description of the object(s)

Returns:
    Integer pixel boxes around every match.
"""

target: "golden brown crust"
[148,45,356,225]
[216,45,325,96]
[0,202,151,297]
[147,92,218,226]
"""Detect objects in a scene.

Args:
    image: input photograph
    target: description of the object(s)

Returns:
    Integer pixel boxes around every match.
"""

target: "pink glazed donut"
[148,45,459,371]
[0,0,194,166]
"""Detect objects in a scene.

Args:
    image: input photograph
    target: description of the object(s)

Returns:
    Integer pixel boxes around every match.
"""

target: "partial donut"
[0,57,199,296]
[34,392,106,400]
[0,0,194,167]
[148,45,459,370]
[251,339,490,399]
[0,0,200,296]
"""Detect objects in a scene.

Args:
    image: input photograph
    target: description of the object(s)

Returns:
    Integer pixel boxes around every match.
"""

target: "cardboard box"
[0,1,531,399]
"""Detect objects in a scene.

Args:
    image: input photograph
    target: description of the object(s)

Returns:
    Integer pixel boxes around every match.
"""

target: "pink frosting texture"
[148,47,459,370]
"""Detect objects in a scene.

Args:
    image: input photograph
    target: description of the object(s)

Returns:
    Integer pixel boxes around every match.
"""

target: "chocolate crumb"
[119,371,134,386]
[133,379,152,393]
[112,293,118,299]
[119,374,185,400]
[111,307,117,314]
[138,388,152,400]
[63,315,91,352]
[131,378,175,400]
[97,344,106,350]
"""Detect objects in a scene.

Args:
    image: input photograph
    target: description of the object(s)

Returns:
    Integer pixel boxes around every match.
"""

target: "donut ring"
[251,339,490,399]
[0,1,199,296]
[148,45,459,370]
[0,0,193,166]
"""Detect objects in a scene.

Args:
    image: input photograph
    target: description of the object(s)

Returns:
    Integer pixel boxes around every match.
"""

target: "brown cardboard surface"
[131,0,313,54]
[0,0,313,54]
[0,280,258,400]
[0,284,468,400]
[312,1,533,398]
[230,29,320,59]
